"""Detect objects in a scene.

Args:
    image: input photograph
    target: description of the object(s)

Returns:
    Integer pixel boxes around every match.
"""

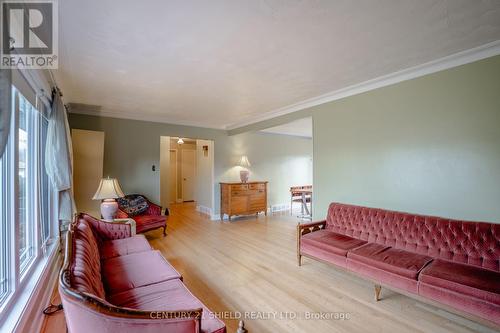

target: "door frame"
[168,148,179,204]
[181,149,196,202]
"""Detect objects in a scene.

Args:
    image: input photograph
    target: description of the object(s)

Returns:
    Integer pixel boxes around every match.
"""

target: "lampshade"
[92,177,125,200]
[177,138,184,144]
[238,155,251,167]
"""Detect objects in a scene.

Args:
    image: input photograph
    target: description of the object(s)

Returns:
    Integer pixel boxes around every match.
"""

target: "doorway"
[159,136,215,217]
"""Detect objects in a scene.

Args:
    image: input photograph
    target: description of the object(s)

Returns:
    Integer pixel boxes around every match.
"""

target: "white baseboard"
[269,203,291,213]
[196,205,213,217]
[210,213,227,221]
[211,203,292,221]
[12,245,61,333]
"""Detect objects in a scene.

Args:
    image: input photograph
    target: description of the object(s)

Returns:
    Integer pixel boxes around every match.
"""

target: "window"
[0,151,9,306]
[40,116,51,244]
[18,94,37,274]
[0,82,55,315]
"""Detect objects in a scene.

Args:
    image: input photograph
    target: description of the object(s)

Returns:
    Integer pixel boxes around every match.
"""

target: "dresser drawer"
[249,194,265,209]
[249,183,266,190]
[230,196,248,214]
[231,184,249,191]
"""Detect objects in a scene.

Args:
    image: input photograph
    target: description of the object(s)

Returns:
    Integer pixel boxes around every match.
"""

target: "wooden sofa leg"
[374,284,382,301]
[297,254,302,267]
[236,320,247,333]
[162,225,167,236]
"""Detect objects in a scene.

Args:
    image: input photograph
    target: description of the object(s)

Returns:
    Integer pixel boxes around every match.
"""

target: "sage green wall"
[68,114,313,215]
[312,55,500,223]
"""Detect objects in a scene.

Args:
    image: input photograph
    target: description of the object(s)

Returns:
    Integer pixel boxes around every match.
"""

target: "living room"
[0,1,499,333]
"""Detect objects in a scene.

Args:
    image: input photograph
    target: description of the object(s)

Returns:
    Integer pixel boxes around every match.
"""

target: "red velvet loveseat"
[116,194,168,236]
[297,203,500,326]
[59,213,226,333]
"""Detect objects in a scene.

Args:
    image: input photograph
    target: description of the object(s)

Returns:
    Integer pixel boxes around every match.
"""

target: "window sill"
[0,241,60,333]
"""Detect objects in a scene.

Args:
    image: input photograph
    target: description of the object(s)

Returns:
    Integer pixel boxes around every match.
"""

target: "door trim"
[169,149,178,204]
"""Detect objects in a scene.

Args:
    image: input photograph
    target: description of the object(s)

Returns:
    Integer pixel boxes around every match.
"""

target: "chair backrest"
[290,185,312,198]
[326,202,500,271]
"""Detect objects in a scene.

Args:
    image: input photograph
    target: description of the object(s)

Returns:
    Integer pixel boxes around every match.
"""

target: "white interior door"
[72,129,105,217]
[169,149,177,203]
[181,149,196,201]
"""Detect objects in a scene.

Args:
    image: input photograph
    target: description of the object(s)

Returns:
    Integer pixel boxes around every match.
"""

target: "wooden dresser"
[220,181,268,220]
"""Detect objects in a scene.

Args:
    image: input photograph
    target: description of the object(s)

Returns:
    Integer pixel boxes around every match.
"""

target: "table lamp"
[238,155,251,183]
[92,177,125,221]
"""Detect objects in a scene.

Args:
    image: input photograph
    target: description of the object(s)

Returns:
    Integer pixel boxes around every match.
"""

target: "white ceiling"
[261,117,312,138]
[56,0,500,129]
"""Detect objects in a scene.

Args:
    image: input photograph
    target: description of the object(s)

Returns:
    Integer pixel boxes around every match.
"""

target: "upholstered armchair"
[116,194,168,236]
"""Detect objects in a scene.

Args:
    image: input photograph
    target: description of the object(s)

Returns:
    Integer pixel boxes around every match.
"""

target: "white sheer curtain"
[0,69,12,157]
[45,91,76,222]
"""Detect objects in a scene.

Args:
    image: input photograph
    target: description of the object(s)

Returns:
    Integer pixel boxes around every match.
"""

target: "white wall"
[159,136,170,208]
[195,139,214,212]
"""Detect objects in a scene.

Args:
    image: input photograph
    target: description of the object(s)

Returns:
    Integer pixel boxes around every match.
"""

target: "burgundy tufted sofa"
[59,213,226,333]
[116,194,168,236]
[298,203,500,326]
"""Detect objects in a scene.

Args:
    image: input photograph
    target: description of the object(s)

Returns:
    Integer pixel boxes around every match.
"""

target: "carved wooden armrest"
[297,220,327,266]
[297,220,327,237]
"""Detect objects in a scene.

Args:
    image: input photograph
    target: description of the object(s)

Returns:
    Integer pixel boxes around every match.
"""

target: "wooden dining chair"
[290,185,312,215]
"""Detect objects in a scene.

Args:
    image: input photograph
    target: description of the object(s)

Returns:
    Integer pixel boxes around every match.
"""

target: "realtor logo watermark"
[1,0,58,68]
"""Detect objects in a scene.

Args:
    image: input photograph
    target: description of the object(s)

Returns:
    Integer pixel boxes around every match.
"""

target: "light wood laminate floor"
[41,203,496,333]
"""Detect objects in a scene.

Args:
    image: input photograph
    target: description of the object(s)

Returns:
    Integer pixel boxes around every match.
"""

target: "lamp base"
[101,199,118,221]
[240,170,249,183]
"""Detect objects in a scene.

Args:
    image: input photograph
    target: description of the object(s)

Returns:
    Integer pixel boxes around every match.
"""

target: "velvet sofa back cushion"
[70,219,106,298]
[326,203,500,271]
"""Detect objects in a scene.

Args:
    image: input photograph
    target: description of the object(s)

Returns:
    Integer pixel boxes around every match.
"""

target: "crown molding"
[69,108,227,130]
[225,40,500,130]
[69,40,500,132]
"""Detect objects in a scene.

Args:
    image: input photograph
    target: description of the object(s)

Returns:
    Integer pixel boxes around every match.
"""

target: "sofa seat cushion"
[419,259,500,306]
[100,235,152,260]
[134,215,166,233]
[108,279,226,333]
[102,250,181,295]
[348,243,433,279]
[301,230,367,256]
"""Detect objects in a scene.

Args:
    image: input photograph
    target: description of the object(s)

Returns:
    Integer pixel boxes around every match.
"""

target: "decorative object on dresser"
[92,177,125,221]
[220,181,267,221]
[237,155,251,183]
[116,194,168,236]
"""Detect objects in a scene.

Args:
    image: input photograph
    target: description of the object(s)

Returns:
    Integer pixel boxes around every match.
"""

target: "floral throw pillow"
[117,195,149,216]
